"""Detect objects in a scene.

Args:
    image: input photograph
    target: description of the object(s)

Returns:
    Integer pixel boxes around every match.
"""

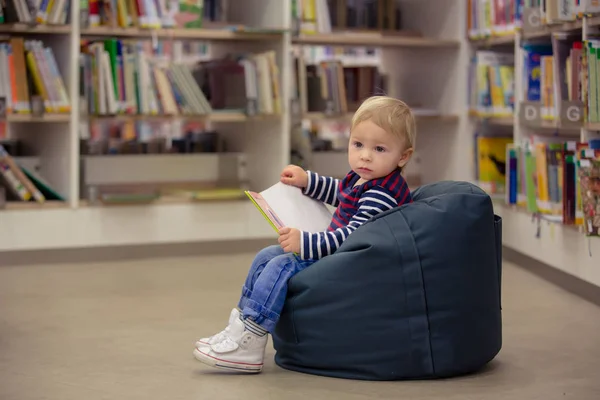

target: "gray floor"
[1,252,599,400]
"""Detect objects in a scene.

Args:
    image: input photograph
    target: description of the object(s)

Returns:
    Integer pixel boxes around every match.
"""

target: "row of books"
[295,0,403,35]
[0,0,70,25]
[0,134,246,205]
[293,50,386,115]
[505,136,600,236]
[469,35,600,125]
[468,0,600,40]
[0,38,71,115]
[475,132,600,236]
[0,143,63,204]
[468,0,524,38]
[519,35,600,124]
[299,45,380,67]
[82,0,224,29]
[80,38,281,116]
[469,50,515,117]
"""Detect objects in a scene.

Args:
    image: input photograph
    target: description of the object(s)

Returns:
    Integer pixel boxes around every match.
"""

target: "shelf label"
[519,101,541,126]
[559,100,584,128]
[522,7,542,34]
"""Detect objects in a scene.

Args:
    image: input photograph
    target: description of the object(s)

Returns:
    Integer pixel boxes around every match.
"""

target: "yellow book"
[25,51,52,113]
[477,136,513,194]
[498,65,514,115]
[488,66,506,115]
[476,64,490,115]
[535,143,551,213]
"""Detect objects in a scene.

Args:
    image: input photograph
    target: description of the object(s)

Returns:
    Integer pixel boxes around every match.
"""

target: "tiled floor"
[1,252,599,400]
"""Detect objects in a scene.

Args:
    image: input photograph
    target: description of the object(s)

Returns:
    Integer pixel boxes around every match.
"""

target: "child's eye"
[375,146,386,152]
[353,141,363,148]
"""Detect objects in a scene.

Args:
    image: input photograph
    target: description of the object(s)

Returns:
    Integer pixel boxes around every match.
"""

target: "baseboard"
[503,246,600,307]
[0,239,276,267]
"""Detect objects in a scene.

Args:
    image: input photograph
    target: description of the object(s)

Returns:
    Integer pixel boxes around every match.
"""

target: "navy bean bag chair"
[272,181,502,380]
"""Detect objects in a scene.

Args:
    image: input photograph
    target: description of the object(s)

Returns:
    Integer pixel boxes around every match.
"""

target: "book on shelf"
[513,31,600,128]
[295,0,404,35]
[474,134,513,196]
[0,38,70,115]
[0,144,62,204]
[583,35,600,124]
[521,0,600,24]
[467,1,600,40]
[0,0,71,25]
[80,38,281,117]
[505,135,600,236]
[293,45,387,116]
[468,50,515,117]
[246,181,333,233]
[578,148,600,235]
[81,0,228,29]
[467,0,524,39]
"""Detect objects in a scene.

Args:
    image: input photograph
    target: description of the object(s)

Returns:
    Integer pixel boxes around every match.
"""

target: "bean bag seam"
[381,212,436,376]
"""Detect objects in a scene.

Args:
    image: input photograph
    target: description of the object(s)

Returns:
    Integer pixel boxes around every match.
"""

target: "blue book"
[523,44,553,102]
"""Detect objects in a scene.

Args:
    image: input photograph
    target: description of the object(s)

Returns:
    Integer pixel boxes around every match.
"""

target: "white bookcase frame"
[0,0,464,253]
[470,11,600,288]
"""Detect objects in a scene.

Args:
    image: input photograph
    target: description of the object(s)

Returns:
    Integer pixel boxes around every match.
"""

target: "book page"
[246,190,286,230]
[259,182,334,232]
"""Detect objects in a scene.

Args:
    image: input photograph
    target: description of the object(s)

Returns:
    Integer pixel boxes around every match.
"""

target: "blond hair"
[351,96,416,149]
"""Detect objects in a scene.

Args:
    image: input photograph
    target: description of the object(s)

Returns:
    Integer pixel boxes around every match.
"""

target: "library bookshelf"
[468,1,600,288]
[0,0,465,253]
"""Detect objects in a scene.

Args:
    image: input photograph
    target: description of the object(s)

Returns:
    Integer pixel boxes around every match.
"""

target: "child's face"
[348,120,413,181]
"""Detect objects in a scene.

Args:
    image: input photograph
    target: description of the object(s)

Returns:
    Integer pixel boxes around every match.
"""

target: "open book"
[246,182,334,233]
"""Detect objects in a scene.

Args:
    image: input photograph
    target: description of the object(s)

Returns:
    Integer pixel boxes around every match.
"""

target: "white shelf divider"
[1,0,466,252]
[486,12,600,287]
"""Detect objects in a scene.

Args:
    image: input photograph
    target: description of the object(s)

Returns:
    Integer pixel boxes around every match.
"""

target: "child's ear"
[398,148,414,168]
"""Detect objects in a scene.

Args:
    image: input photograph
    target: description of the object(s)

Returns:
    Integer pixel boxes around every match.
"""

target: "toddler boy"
[193,96,416,373]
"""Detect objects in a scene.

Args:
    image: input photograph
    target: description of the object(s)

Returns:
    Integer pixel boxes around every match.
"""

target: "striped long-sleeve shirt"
[300,168,412,260]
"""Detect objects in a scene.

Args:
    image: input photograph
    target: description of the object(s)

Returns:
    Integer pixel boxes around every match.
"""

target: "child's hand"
[280,165,308,188]
[278,227,301,253]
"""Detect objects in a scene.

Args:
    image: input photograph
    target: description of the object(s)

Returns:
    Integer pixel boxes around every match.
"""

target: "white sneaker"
[193,317,267,373]
[194,308,240,349]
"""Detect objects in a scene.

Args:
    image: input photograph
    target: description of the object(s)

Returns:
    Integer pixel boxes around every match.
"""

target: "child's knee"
[255,245,284,263]
[272,253,298,271]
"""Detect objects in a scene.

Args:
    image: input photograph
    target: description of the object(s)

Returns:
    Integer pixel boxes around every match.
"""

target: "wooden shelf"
[469,112,514,126]
[585,122,600,131]
[85,112,280,123]
[0,200,274,252]
[469,34,515,47]
[80,27,285,41]
[523,18,584,40]
[3,200,69,211]
[0,24,71,35]
[495,204,600,288]
[78,191,247,208]
[4,114,71,123]
[292,33,459,48]
[469,16,600,45]
[484,116,514,126]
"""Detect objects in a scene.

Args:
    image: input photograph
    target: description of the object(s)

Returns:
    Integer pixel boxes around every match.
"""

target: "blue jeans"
[237,245,315,333]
